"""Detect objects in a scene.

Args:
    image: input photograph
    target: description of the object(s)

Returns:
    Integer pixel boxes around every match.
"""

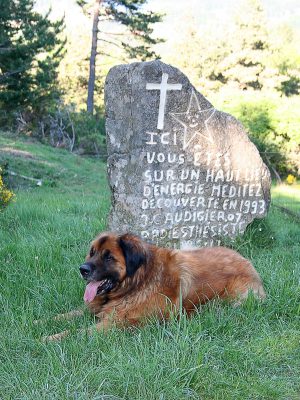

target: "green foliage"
[217,92,300,177]
[279,74,300,96]
[198,0,300,96]
[30,107,106,154]
[0,0,65,126]
[270,25,300,97]
[221,0,269,90]
[71,111,106,154]
[109,0,164,60]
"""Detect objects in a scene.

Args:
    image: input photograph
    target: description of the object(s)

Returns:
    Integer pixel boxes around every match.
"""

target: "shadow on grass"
[221,182,300,258]
[220,217,276,259]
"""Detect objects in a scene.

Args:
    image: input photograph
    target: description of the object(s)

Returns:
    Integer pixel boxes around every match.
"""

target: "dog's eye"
[90,247,95,257]
[103,251,114,262]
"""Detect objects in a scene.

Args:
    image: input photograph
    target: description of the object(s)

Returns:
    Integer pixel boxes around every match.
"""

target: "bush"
[45,108,106,155]
[0,164,15,211]
[71,111,106,155]
[216,91,300,178]
[16,106,107,155]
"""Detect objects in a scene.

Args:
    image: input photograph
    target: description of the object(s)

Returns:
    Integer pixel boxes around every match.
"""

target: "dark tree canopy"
[0,0,65,124]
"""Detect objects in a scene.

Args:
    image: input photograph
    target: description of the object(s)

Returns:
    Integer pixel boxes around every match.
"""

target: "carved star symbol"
[170,90,216,150]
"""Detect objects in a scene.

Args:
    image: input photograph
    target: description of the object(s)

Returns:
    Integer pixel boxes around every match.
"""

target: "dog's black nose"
[80,263,92,278]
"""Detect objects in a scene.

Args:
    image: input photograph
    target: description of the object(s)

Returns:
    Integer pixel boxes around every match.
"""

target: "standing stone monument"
[105,60,271,248]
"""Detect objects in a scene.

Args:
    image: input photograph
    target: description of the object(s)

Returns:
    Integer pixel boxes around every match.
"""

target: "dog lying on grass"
[45,232,265,341]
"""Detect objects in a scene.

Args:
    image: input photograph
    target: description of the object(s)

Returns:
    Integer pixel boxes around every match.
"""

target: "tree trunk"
[87,0,101,114]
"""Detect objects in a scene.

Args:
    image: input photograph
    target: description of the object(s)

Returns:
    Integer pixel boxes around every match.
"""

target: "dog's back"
[175,246,265,311]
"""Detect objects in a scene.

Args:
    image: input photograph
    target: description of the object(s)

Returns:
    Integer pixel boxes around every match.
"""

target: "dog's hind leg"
[231,277,266,307]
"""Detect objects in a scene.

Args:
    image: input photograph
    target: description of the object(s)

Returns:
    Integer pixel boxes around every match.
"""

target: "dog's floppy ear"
[118,234,147,277]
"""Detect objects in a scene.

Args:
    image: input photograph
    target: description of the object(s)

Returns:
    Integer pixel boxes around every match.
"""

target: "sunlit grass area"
[0,135,299,399]
[272,183,300,215]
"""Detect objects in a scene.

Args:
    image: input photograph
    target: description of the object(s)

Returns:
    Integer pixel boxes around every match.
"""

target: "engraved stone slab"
[105,60,271,248]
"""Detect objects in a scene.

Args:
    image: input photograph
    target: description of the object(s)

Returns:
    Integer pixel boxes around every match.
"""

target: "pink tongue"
[84,281,102,303]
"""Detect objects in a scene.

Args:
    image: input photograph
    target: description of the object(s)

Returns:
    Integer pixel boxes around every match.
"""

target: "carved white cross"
[146,73,182,130]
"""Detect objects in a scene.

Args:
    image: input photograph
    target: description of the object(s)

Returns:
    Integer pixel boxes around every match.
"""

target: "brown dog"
[45,232,265,340]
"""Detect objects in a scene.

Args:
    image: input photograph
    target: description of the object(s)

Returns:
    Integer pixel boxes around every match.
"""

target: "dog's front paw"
[42,330,70,342]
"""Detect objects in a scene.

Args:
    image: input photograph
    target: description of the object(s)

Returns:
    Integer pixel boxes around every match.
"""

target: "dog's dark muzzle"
[79,262,95,279]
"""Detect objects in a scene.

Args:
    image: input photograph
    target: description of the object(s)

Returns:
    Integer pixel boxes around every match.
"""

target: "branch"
[263,152,282,184]
[0,67,26,81]
[0,63,36,82]
[99,30,127,36]
[98,37,124,50]
[8,171,42,186]
[66,109,76,153]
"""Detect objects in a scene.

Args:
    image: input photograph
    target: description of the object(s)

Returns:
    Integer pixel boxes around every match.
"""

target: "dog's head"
[80,232,147,303]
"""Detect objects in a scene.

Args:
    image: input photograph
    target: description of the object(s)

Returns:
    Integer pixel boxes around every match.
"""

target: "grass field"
[0,133,300,400]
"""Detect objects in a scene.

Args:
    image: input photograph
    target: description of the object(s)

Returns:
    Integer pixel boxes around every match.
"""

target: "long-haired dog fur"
[45,232,265,340]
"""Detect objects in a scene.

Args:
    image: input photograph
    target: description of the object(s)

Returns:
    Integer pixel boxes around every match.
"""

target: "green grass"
[272,184,300,215]
[0,134,300,399]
